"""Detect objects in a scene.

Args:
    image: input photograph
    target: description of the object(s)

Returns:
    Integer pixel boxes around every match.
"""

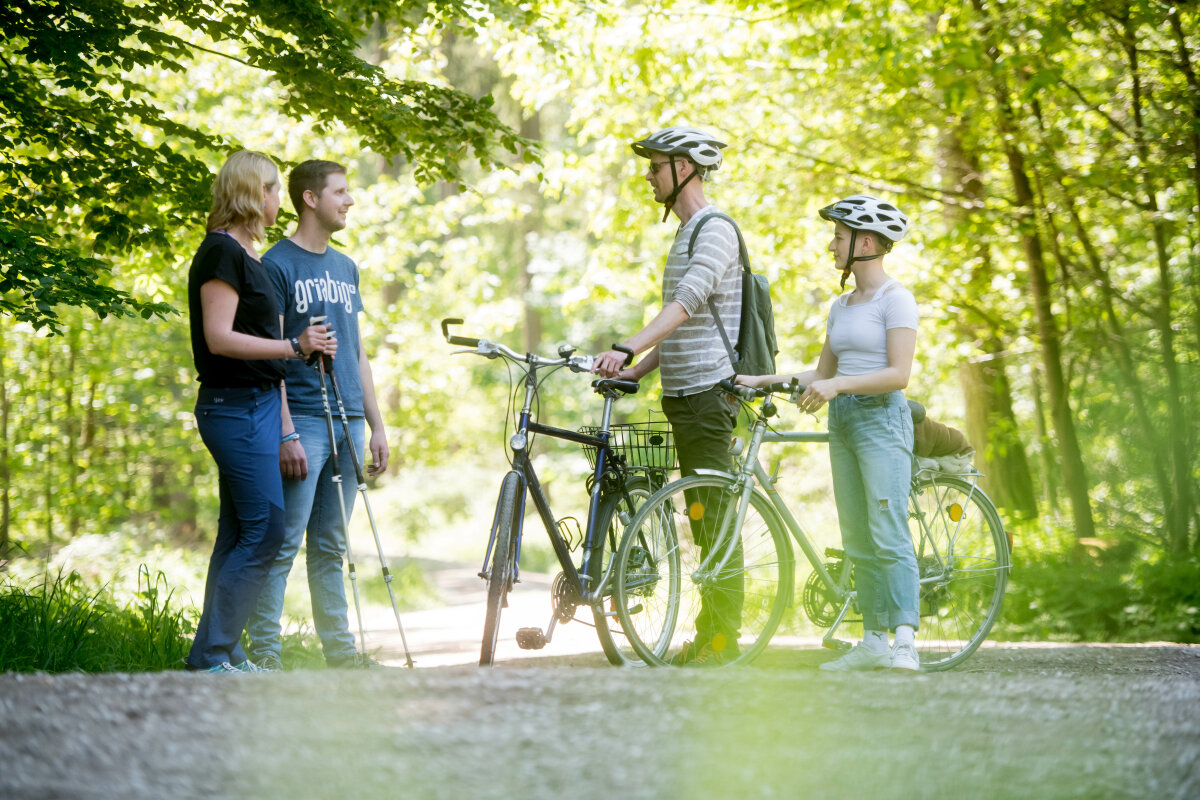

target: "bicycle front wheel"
[613,475,793,667]
[908,473,1010,670]
[480,471,522,667]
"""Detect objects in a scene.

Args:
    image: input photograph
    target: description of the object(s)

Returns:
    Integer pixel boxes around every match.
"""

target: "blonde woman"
[185,151,336,673]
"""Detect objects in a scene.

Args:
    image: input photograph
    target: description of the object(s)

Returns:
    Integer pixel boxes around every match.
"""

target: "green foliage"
[358,558,441,610]
[0,566,194,672]
[1,0,1197,645]
[0,0,528,331]
[1000,526,1200,643]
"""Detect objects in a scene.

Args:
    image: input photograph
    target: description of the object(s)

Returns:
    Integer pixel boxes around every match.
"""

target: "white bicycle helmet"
[819,194,909,289]
[631,127,726,171]
[818,194,909,241]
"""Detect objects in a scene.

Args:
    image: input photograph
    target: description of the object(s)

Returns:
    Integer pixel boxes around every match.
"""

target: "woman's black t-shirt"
[188,232,286,388]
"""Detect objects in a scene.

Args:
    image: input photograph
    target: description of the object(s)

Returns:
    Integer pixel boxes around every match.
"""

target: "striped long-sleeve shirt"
[659,206,742,395]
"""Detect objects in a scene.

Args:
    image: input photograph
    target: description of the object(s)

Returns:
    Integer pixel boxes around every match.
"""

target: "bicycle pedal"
[515,627,547,650]
[822,638,852,652]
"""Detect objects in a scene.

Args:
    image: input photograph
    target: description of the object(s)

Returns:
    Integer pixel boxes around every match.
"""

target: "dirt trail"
[2,576,1197,800]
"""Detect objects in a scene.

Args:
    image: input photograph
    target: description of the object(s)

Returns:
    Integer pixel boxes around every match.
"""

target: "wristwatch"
[290,337,304,358]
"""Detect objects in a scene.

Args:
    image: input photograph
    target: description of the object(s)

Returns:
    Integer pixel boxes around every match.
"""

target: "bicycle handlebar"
[718,378,929,423]
[718,378,804,401]
[441,317,595,372]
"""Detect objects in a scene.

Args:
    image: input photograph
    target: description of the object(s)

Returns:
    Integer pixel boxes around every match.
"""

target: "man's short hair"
[288,160,346,216]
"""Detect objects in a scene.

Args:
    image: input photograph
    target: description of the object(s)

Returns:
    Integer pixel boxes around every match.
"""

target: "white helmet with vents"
[819,194,909,242]
[631,127,726,171]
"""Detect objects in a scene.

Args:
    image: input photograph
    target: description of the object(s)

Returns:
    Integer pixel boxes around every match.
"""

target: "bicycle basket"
[579,422,677,471]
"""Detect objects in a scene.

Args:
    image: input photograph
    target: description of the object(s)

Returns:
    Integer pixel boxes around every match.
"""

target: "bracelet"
[289,337,304,359]
[280,432,300,445]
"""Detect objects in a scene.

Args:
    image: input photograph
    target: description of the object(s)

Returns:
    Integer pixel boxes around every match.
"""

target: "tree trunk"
[42,346,55,556]
[1029,365,1060,517]
[938,121,1037,518]
[972,0,1096,539]
[518,110,544,353]
[960,353,1038,517]
[0,326,9,562]
[65,324,80,539]
[1124,14,1194,554]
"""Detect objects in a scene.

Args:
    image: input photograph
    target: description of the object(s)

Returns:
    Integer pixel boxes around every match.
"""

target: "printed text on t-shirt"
[292,271,358,314]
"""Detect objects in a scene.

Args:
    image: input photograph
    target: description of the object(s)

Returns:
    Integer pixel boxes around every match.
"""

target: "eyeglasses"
[647,159,676,175]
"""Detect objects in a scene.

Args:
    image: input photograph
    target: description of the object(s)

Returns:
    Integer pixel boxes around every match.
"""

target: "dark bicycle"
[441,319,674,666]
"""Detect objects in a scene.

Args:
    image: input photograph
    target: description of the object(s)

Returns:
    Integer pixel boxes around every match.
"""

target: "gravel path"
[2,644,1197,800]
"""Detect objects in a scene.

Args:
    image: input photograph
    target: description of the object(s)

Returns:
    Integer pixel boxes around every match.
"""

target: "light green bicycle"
[611,380,1011,670]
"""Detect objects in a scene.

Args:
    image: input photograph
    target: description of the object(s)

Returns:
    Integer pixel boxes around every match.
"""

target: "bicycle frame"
[703,389,1000,648]
[475,357,647,612]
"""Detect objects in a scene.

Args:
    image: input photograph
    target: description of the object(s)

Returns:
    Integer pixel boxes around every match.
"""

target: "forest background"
[2,0,1197,650]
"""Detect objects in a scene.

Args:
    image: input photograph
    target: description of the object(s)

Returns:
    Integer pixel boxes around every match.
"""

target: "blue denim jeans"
[188,385,287,669]
[828,390,919,632]
[247,414,364,663]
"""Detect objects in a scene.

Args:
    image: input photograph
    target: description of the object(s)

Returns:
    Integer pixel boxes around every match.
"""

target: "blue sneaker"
[203,662,241,674]
[235,659,269,674]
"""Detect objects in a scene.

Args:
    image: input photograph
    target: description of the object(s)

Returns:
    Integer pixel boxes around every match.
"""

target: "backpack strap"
[687,212,749,366]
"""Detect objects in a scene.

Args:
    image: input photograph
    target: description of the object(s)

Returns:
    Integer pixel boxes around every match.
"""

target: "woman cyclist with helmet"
[739,195,921,672]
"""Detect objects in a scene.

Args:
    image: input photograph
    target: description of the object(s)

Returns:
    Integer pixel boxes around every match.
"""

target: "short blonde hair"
[206,150,279,242]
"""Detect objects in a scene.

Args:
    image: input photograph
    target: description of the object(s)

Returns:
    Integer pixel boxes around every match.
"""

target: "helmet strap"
[839,229,882,290]
[660,158,699,222]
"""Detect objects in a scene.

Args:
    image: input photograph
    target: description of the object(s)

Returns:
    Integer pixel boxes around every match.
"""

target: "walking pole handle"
[307,315,334,369]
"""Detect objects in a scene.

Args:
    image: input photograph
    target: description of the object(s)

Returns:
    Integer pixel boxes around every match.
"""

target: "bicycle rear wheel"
[613,475,793,667]
[908,473,1010,670]
[480,471,522,667]
[591,477,653,666]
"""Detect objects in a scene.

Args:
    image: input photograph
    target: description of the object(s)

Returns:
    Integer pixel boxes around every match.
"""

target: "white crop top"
[826,280,919,377]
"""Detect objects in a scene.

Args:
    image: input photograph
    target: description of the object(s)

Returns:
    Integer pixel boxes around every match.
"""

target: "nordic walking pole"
[311,317,369,658]
[324,352,417,671]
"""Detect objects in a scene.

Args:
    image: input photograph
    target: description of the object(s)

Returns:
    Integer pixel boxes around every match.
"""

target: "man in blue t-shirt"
[246,160,391,670]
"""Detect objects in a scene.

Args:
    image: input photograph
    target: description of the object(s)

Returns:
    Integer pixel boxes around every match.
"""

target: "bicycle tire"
[591,476,653,666]
[613,474,794,667]
[908,472,1010,670]
[480,471,522,667]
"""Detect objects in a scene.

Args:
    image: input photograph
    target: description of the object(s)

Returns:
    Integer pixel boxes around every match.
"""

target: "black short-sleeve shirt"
[188,232,286,388]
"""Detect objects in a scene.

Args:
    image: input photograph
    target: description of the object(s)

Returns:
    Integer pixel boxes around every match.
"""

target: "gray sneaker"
[819,643,891,672]
[890,641,920,672]
[235,659,268,674]
[254,654,283,673]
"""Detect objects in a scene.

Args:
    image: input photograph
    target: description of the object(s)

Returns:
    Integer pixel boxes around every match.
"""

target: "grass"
[0,566,194,673]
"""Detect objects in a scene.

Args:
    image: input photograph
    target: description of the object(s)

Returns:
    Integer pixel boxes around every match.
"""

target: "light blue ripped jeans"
[828,390,919,632]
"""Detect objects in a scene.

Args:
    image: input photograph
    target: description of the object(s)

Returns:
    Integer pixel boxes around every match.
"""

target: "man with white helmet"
[593,126,745,666]
[740,193,922,672]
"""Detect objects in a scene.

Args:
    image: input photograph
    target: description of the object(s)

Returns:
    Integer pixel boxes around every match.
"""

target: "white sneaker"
[890,641,920,672]
[819,643,891,672]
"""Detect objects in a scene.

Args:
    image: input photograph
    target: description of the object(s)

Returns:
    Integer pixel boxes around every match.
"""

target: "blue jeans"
[828,390,919,632]
[188,385,287,668]
[247,414,364,663]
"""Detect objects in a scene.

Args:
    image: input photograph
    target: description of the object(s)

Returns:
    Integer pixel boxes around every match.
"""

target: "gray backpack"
[689,213,779,377]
